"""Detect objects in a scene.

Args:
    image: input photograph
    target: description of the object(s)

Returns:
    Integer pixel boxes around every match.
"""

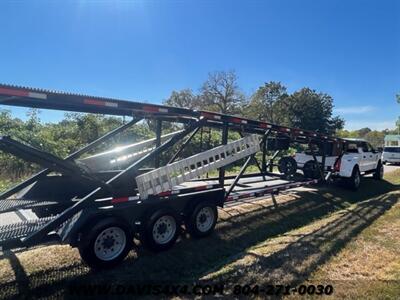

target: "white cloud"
[334,105,375,115]
[345,120,397,131]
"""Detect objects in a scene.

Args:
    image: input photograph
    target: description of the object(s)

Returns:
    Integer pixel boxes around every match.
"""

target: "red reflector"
[195,186,207,191]
[334,158,341,172]
[158,191,172,197]
[230,117,242,123]
[201,112,215,119]
[0,87,29,97]
[143,105,159,113]
[111,197,129,204]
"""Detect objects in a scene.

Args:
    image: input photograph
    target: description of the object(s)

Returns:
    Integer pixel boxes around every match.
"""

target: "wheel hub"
[102,236,115,249]
[196,207,214,232]
[152,215,176,244]
[94,227,126,261]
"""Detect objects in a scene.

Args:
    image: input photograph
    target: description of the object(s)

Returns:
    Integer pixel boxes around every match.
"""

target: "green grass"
[0,170,399,298]
[0,179,12,193]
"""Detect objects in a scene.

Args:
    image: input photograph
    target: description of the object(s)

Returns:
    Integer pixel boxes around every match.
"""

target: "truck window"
[367,143,375,152]
[384,147,400,153]
[360,142,369,152]
[346,143,358,153]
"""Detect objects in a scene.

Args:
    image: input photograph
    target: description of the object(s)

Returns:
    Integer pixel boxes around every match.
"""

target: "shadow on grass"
[0,178,399,299]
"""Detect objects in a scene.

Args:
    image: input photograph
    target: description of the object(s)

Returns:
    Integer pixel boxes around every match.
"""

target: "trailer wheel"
[78,218,133,269]
[347,166,361,190]
[186,201,218,238]
[303,160,321,179]
[373,162,384,180]
[141,209,180,251]
[278,157,297,176]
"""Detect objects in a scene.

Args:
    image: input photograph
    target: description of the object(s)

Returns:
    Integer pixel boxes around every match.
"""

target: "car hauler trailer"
[0,84,349,269]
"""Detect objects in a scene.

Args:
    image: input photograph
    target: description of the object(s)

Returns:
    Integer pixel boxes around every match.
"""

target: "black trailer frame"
[0,84,347,267]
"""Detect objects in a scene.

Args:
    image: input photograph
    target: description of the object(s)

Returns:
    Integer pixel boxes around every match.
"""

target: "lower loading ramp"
[0,210,56,250]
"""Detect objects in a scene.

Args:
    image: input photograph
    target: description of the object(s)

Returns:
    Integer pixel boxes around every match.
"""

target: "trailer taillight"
[334,157,341,172]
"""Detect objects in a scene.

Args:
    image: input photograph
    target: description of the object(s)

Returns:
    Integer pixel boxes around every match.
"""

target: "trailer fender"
[59,210,129,247]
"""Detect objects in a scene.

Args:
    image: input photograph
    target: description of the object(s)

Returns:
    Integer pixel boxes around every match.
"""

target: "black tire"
[140,209,180,252]
[303,160,321,179]
[347,166,361,191]
[186,201,218,238]
[78,217,133,269]
[278,156,297,176]
[373,161,384,180]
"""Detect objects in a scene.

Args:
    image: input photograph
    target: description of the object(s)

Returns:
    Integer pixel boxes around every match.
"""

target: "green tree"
[284,88,344,134]
[163,89,199,110]
[200,70,246,114]
[246,81,288,124]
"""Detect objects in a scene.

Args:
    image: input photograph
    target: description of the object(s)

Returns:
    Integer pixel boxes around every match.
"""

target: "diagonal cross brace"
[21,118,206,246]
[0,117,142,200]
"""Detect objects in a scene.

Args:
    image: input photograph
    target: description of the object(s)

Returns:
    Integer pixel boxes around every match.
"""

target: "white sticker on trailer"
[105,102,118,108]
[28,92,47,99]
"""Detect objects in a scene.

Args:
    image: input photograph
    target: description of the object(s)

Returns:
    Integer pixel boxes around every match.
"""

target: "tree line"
[164,70,344,134]
[0,70,398,180]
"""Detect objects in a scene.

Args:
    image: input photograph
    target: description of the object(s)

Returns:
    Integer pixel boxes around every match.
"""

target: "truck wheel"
[303,161,321,179]
[347,166,361,190]
[186,201,218,238]
[78,217,133,269]
[141,209,180,251]
[373,162,384,180]
[278,157,297,176]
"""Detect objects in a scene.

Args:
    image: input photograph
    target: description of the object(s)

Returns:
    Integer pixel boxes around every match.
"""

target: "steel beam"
[168,126,201,164]
[219,125,229,186]
[225,154,255,199]
[155,119,162,168]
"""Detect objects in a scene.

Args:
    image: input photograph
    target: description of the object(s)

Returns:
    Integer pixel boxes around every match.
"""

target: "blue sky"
[0,0,399,130]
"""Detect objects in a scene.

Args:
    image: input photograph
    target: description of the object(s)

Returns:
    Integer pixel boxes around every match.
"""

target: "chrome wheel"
[196,207,215,233]
[380,164,384,179]
[94,227,127,261]
[152,215,177,245]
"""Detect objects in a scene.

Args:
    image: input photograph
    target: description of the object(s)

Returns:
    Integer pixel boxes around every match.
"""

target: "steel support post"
[219,125,229,187]
[168,126,201,164]
[225,154,255,199]
[155,119,162,168]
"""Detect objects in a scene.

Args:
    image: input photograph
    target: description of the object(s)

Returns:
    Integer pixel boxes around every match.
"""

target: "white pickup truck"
[382,146,400,164]
[292,139,383,190]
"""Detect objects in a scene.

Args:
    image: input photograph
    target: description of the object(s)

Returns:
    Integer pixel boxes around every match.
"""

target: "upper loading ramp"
[0,83,344,144]
[79,131,183,172]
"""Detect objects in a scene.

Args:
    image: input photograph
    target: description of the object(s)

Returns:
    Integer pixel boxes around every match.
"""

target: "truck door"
[358,142,370,172]
[360,142,375,171]
[366,142,379,169]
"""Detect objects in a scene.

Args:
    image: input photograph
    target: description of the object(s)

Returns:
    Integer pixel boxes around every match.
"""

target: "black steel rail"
[0,83,345,144]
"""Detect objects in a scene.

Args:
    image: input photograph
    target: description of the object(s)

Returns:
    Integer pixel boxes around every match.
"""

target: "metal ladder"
[135,134,261,199]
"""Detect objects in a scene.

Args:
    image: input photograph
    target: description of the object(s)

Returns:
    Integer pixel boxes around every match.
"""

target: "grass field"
[0,170,399,299]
